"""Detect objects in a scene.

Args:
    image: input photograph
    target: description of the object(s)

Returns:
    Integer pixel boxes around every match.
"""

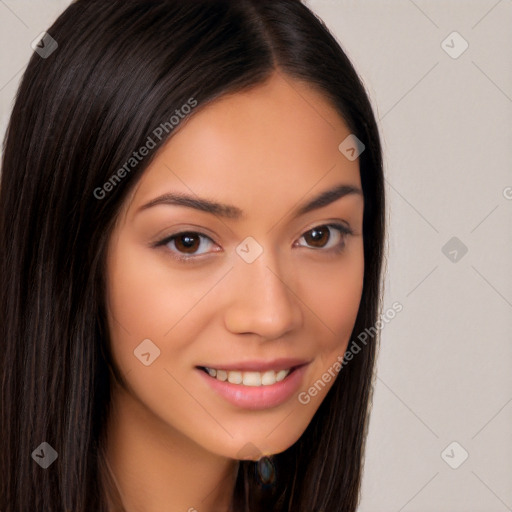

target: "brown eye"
[161,231,216,259]
[303,226,331,248]
[173,232,201,254]
[297,223,352,252]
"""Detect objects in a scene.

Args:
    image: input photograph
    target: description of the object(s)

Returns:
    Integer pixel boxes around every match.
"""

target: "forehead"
[126,72,362,220]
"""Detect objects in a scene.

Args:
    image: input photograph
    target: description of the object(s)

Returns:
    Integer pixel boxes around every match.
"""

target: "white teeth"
[227,371,242,384]
[276,369,289,382]
[204,367,292,386]
[242,371,261,386]
[206,367,217,377]
[216,369,227,381]
[261,370,276,385]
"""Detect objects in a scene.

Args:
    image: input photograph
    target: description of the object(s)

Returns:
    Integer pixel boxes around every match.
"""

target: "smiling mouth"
[197,366,299,386]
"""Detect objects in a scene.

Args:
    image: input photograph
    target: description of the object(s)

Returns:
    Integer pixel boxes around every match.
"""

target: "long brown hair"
[0,1,385,510]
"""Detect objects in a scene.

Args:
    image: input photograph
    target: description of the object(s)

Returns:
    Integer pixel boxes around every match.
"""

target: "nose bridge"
[223,244,302,337]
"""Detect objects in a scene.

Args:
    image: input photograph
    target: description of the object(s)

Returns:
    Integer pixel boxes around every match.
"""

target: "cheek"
[106,235,207,341]
[105,235,206,381]
[300,241,364,348]
[106,244,169,338]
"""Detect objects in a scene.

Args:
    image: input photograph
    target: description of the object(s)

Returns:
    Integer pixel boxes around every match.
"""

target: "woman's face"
[105,72,364,460]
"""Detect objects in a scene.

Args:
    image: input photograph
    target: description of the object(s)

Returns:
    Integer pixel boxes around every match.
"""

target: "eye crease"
[152,222,354,264]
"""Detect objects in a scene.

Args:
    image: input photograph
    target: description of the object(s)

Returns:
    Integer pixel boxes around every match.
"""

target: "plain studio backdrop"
[1,1,511,511]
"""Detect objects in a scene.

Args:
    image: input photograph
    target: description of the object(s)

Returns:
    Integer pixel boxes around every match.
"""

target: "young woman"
[0,1,386,510]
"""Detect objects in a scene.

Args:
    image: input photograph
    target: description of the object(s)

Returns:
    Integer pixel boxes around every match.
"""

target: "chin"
[206,426,309,462]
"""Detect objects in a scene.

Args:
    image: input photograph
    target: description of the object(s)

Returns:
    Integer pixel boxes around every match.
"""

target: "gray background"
[1,1,511,510]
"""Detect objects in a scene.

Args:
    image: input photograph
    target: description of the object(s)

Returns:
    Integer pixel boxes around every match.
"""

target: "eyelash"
[154,223,353,264]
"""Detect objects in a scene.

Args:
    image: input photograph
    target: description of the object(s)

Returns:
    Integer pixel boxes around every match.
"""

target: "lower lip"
[196,364,309,410]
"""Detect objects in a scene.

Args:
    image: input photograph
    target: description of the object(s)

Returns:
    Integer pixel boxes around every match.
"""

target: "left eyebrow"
[294,183,363,217]
[137,183,363,220]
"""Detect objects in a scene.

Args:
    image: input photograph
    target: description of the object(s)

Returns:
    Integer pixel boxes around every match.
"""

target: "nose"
[223,253,303,339]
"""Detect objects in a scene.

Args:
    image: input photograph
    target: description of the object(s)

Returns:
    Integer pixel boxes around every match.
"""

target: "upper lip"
[197,357,310,372]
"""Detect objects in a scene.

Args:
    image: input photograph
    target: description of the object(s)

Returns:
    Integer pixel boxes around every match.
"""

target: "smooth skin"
[104,71,365,512]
